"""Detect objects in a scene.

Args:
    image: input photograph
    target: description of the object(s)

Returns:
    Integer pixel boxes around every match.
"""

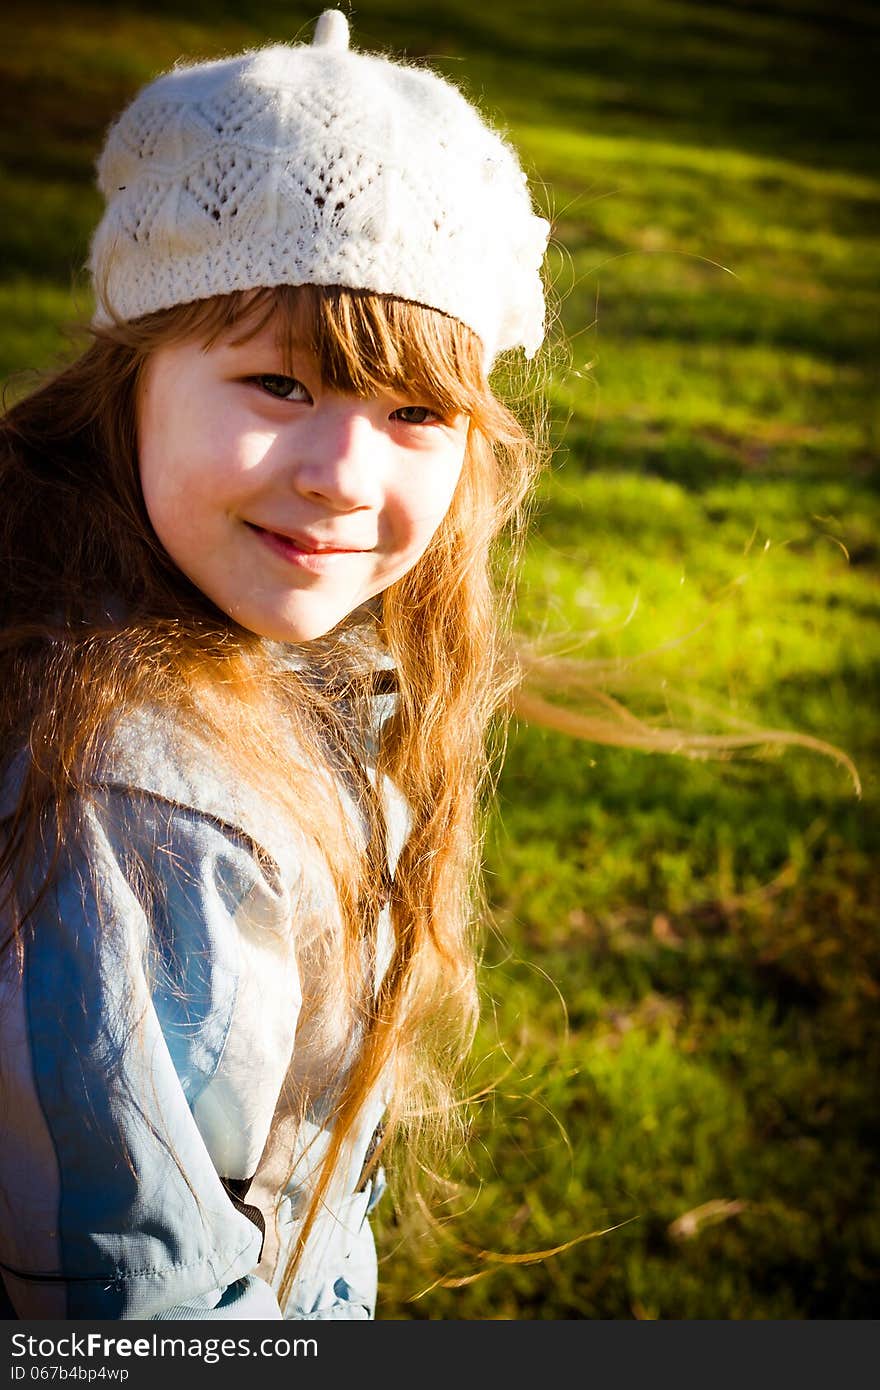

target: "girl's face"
[137,318,469,642]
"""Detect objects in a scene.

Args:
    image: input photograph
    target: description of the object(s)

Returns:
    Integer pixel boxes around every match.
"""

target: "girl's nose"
[294,400,385,511]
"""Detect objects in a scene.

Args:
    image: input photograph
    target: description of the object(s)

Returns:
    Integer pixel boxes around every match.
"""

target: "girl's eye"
[392,405,439,425]
[253,374,311,401]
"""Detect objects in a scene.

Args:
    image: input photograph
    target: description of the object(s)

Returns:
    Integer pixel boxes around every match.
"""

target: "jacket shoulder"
[0,704,305,886]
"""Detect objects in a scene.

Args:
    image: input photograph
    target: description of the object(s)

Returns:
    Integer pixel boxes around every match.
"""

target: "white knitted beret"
[88,9,550,363]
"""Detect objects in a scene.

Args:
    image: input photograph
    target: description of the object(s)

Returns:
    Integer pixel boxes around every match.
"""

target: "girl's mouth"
[247,523,360,570]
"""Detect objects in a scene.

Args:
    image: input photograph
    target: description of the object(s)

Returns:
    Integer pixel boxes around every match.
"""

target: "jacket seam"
[0,1232,259,1285]
[89,782,288,895]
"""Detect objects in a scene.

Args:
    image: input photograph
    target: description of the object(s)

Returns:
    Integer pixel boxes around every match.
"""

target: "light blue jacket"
[0,642,408,1320]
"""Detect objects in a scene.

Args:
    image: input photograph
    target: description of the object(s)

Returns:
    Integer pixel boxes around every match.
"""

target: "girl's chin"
[233,602,362,645]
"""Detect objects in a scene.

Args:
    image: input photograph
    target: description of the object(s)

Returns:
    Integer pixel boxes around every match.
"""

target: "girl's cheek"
[391,493,448,544]
[403,446,465,520]
[390,486,459,562]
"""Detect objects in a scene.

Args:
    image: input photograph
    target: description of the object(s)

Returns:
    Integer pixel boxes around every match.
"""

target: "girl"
[0,9,551,1319]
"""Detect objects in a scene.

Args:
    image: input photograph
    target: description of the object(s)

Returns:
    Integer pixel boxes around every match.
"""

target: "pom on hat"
[89,9,550,363]
[312,9,350,50]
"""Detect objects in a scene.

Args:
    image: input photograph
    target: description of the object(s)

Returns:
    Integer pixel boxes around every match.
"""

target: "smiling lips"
[247,522,370,571]
[248,522,368,553]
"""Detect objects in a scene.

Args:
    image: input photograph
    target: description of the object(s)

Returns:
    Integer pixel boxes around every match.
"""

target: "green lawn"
[2,0,877,1319]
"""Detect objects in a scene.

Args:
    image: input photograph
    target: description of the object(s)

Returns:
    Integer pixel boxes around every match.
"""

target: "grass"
[2,0,877,1320]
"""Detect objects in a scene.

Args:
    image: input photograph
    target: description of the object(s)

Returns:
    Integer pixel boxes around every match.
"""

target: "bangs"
[184,284,488,418]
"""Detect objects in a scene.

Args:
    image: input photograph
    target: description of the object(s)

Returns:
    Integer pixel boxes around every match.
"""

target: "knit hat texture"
[89,9,550,362]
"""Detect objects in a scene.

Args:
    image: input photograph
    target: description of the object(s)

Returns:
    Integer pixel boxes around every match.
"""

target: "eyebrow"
[220,335,303,355]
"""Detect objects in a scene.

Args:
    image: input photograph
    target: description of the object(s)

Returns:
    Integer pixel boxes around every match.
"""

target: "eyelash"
[252,374,310,402]
[392,405,439,425]
[250,375,441,424]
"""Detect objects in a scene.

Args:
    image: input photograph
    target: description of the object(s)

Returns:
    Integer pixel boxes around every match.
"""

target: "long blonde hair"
[0,283,549,1302]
